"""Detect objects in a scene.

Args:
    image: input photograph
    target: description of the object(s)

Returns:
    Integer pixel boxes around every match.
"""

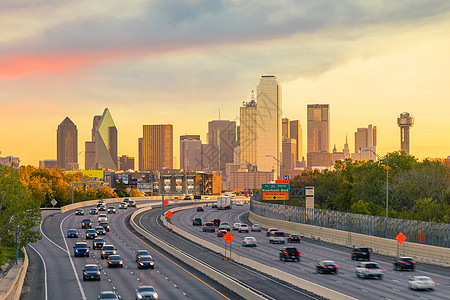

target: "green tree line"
[276,152,449,223]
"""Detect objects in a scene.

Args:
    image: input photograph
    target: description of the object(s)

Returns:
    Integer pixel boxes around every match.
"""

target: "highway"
[170,203,450,300]
[21,202,243,300]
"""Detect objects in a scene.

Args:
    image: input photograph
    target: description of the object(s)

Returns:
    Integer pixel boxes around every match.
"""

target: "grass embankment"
[0,246,23,268]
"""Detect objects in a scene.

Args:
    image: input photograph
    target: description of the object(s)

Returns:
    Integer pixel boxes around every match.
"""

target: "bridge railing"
[250,199,449,248]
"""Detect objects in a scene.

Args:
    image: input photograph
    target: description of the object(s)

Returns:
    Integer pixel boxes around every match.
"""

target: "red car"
[217,229,227,237]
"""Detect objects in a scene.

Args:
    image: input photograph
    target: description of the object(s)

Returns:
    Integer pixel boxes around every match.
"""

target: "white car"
[236,201,243,206]
[355,262,384,279]
[98,214,108,222]
[238,224,249,233]
[242,237,257,247]
[232,223,241,231]
[408,276,436,290]
[219,222,231,231]
[251,224,261,232]
[118,202,127,209]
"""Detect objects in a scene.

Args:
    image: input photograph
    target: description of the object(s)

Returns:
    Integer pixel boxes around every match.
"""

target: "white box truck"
[217,196,231,210]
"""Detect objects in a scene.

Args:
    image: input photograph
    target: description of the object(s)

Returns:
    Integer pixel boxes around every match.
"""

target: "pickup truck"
[355,262,384,279]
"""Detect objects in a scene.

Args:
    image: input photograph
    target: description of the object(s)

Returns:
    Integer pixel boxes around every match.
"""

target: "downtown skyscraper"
[240,96,257,167]
[256,76,282,178]
[141,124,173,171]
[94,108,118,170]
[307,104,331,168]
[57,117,78,170]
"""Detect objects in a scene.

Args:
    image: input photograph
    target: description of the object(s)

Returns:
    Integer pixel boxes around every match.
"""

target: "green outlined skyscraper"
[94,108,118,170]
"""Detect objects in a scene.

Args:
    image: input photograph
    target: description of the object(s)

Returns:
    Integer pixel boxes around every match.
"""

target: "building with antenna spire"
[397,112,414,155]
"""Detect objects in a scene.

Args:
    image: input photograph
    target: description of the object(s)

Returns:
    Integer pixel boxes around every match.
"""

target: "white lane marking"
[60,213,87,300]
[28,244,48,300]
[40,215,68,253]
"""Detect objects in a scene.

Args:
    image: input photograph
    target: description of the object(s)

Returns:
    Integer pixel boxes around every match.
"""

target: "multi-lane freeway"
[21,201,243,300]
[169,203,450,300]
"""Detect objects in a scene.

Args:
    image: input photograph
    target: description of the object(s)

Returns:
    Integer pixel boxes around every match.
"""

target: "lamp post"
[265,155,284,180]
[69,151,84,204]
[241,159,256,196]
[362,149,389,219]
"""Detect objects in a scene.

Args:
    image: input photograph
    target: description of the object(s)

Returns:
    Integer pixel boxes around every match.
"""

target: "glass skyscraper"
[57,117,78,170]
[94,108,118,170]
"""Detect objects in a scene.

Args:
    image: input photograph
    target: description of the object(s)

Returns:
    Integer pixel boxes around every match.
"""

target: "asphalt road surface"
[170,203,450,300]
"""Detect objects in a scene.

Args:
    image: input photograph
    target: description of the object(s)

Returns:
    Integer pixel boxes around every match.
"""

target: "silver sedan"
[242,237,257,247]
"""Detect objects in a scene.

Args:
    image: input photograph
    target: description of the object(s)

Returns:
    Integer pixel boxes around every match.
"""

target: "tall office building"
[95,108,118,170]
[142,125,173,171]
[207,120,236,176]
[138,138,143,171]
[397,112,414,155]
[282,138,297,171]
[240,97,257,166]
[290,120,302,163]
[85,115,101,170]
[282,118,290,139]
[307,104,330,153]
[57,117,78,170]
[256,76,282,178]
[354,124,377,160]
[119,155,135,171]
[180,135,202,171]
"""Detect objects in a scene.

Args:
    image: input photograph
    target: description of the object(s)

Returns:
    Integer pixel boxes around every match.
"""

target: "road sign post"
[395,232,407,257]
[222,232,234,260]
[262,183,290,220]
[51,199,57,211]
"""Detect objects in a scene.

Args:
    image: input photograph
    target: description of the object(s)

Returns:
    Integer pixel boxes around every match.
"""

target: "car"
[86,229,97,239]
[316,260,338,274]
[75,208,84,215]
[123,198,130,205]
[351,247,371,261]
[242,237,257,247]
[137,255,155,269]
[211,218,221,227]
[118,202,127,209]
[408,276,435,290]
[196,206,204,212]
[211,203,218,209]
[394,257,416,271]
[236,201,244,206]
[279,247,301,262]
[202,222,215,232]
[269,231,285,244]
[99,222,110,232]
[192,218,202,226]
[184,195,192,200]
[136,250,151,262]
[238,224,249,233]
[73,242,90,257]
[95,227,106,235]
[287,234,301,243]
[108,255,124,268]
[67,229,78,238]
[129,199,136,207]
[90,208,98,215]
[217,229,227,237]
[107,206,116,214]
[98,205,106,211]
[97,200,105,207]
[266,228,279,237]
[355,262,384,279]
[232,223,241,231]
[135,286,158,300]
[101,245,116,259]
[93,238,106,249]
[82,264,100,281]
[219,222,231,231]
[98,214,108,222]
[97,291,119,300]
[81,218,92,229]
[251,224,261,232]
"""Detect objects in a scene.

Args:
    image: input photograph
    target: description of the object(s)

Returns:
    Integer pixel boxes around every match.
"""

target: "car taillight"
[335,266,339,268]
[323,266,328,269]
[430,281,435,284]
[364,269,369,272]
[285,253,288,256]
[412,261,416,263]
[380,269,385,272]
[399,261,405,264]
[298,252,301,256]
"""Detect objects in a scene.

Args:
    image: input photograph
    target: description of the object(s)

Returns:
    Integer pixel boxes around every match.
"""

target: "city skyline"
[1,1,449,166]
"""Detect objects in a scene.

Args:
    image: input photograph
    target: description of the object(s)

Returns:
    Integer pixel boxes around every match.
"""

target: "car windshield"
[87,229,96,233]
[103,246,114,250]
[274,232,285,237]
[82,219,90,222]
[100,222,108,226]
[241,224,248,227]
[75,243,87,248]
[221,222,229,225]
[96,227,103,230]
[109,255,121,260]
[100,293,117,299]
[138,287,156,293]
[401,257,413,261]
[68,229,76,233]
[365,264,379,269]
[417,277,431,281]
[253,225,260,228]
[290,234,299,237]
[140,256,153,261]
[323,261,335,266]
[85,266,98,271]
[285,248,297,253]
[138,251,150,255]
[359,248,369,252]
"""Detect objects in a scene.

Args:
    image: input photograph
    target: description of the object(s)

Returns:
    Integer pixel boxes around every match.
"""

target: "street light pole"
[241,159,256,196]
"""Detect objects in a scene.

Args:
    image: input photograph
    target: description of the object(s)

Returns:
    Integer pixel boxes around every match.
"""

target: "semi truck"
[217,196,232,210]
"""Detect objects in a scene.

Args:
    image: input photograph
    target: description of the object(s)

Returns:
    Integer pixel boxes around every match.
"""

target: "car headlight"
[139,262,143,265]
[102,251,105,254]
[150,262,154,265]
[137,294,143,299]
[75,250,78,252]
[119,261,123,264]
[154,293,158,299]
[113,251,116,254]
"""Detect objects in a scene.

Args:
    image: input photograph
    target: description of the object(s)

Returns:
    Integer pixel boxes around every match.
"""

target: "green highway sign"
[261,184,290,193]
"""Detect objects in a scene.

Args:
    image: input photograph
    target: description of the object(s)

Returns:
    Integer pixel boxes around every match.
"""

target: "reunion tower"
[397,112,414,155]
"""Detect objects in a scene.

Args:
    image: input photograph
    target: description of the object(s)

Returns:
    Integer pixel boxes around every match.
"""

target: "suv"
[101,245,117,259]
[86,229,97,239]
[196,206,204,212]
[211,219,221,227]
[192,218,202,226]
[93,238,105,249]
[351,247,371,261]
[287,234,301,243]
[269,231,285,244]
[238,224,249,233]
[393,257,416,271]
[75,208,84,215]
[99,222,110,232]
[82,264,100,281]
[129,200,136,207]
[97,200,105,207]
[202,222,215,232]
[279,247,301,262]
[107,206,116,214]
[74,242,90,257]
[355,262,384,279]
[81,219,92,229]
[219,222,231,231]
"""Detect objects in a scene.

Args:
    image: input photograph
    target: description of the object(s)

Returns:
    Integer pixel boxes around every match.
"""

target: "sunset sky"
[1,0,449,168]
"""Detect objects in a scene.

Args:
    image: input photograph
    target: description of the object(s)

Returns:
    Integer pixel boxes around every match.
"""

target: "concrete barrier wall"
[249,212,450,267]
[130,206,265,300]
[0,248,28,300]
[161,207,355,300]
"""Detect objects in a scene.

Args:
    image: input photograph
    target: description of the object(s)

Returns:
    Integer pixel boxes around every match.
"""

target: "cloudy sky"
[1,0,449,167]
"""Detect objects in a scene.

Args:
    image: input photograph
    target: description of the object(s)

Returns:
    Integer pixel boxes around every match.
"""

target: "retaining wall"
[0,248,28,300]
